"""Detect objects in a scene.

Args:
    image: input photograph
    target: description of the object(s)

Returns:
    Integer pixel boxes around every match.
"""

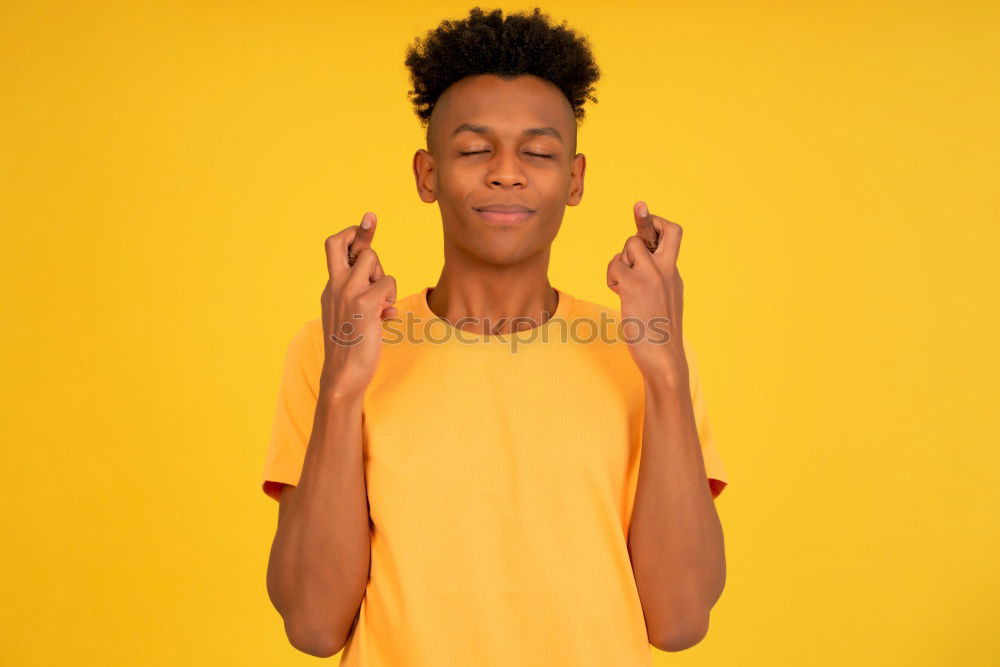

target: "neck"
[427,248,558,335]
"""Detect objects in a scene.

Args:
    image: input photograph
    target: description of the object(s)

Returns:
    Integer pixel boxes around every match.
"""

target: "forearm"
[627,372,725,647]
[266,376,371,652]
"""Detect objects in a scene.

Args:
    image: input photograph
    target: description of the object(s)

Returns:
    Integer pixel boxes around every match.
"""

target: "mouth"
[472,206,536,225]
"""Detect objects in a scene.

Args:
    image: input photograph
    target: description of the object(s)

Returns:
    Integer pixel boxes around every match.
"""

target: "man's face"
[413,74,586,266]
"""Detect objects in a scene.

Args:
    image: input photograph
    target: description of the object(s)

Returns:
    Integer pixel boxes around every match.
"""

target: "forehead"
[430,74,574,142]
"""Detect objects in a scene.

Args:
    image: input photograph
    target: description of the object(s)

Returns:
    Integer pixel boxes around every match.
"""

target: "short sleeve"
[261,319,324,502]
[684,341,729,499]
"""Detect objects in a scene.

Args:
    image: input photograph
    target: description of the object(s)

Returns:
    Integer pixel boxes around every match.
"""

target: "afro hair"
[404,6,600,130]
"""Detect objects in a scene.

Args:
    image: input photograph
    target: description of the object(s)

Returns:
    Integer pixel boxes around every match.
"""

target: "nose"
[486,149,527,188]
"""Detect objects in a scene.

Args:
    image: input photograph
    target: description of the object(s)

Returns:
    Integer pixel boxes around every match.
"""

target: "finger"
[607,253,629,292]
[325,233,351,280]
[620,237,635,267]
[370,252,385,282]
[347,212,377,266]
[364,274,397,315]
[345,247,381,294]
[650,214,682,267]
[621,234,654,269]
[326,221,367,278]
[367,274,397,303]
[634,201,659,252]
[623,235,655,272]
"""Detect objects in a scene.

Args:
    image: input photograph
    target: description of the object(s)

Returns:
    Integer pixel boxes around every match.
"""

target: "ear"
[566,152,586,206]
[413,149,437,204]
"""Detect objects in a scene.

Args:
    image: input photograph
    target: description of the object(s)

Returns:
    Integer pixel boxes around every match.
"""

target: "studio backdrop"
[1,1,997,665]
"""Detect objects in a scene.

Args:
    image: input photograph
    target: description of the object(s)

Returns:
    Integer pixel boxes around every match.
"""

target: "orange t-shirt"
[262,287,729,666]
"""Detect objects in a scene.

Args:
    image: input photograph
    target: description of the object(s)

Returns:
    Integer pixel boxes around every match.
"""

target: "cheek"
[436,166,476,199]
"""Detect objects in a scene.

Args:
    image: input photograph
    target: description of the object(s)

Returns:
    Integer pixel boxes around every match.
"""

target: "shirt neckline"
[412,285,574,343]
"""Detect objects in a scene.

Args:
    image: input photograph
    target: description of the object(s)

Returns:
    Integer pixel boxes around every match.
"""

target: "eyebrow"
[450,122,563,142]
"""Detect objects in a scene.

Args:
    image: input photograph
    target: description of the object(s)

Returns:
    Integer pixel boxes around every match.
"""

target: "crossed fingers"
[622,200,682,269]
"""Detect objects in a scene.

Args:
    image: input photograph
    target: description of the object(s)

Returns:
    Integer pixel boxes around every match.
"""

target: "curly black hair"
[404,7,600,133]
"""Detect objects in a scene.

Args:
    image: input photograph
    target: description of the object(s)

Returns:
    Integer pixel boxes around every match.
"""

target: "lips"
[473,205,535,225]
[472,202,536,225]
[473,204,535,213]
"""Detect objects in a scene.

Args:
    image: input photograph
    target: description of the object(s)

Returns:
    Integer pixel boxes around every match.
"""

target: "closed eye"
[458,150,554,159]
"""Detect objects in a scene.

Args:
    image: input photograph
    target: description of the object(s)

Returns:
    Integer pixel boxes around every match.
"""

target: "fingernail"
[638,201,648,217]
[361,215,372,230]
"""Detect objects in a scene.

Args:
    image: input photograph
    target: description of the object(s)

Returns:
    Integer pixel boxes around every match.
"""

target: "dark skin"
[337,76,581,333]
[413,73,585,333]
[268,72,723,656]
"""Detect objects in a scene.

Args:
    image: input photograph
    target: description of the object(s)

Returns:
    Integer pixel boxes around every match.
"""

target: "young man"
[261,7,729,666]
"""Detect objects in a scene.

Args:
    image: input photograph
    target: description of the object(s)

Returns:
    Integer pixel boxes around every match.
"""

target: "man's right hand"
[319,211,397,395]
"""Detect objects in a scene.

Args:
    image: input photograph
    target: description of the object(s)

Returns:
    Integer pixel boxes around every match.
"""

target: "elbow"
[267,572,349,657]
[284,617,345,658]
[650,613,710,653]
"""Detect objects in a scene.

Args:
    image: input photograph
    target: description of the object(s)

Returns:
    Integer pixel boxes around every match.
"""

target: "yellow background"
[2,1,997,665]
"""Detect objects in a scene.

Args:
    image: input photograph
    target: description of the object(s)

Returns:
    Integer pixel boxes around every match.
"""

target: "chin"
[446,215,555,265]
[474,240,547,267]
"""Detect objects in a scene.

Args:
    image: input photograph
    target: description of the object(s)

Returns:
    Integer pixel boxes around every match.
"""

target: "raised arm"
[265,213,397,657]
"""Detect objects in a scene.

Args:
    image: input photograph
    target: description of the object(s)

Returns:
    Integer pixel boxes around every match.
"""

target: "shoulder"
[392,289,426,318]
[282,317,323,369]
[565,295,624,329]
[559,293,633,347]
[566,293,621,319]
[561,292,702,382]
[556,293,633,363]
